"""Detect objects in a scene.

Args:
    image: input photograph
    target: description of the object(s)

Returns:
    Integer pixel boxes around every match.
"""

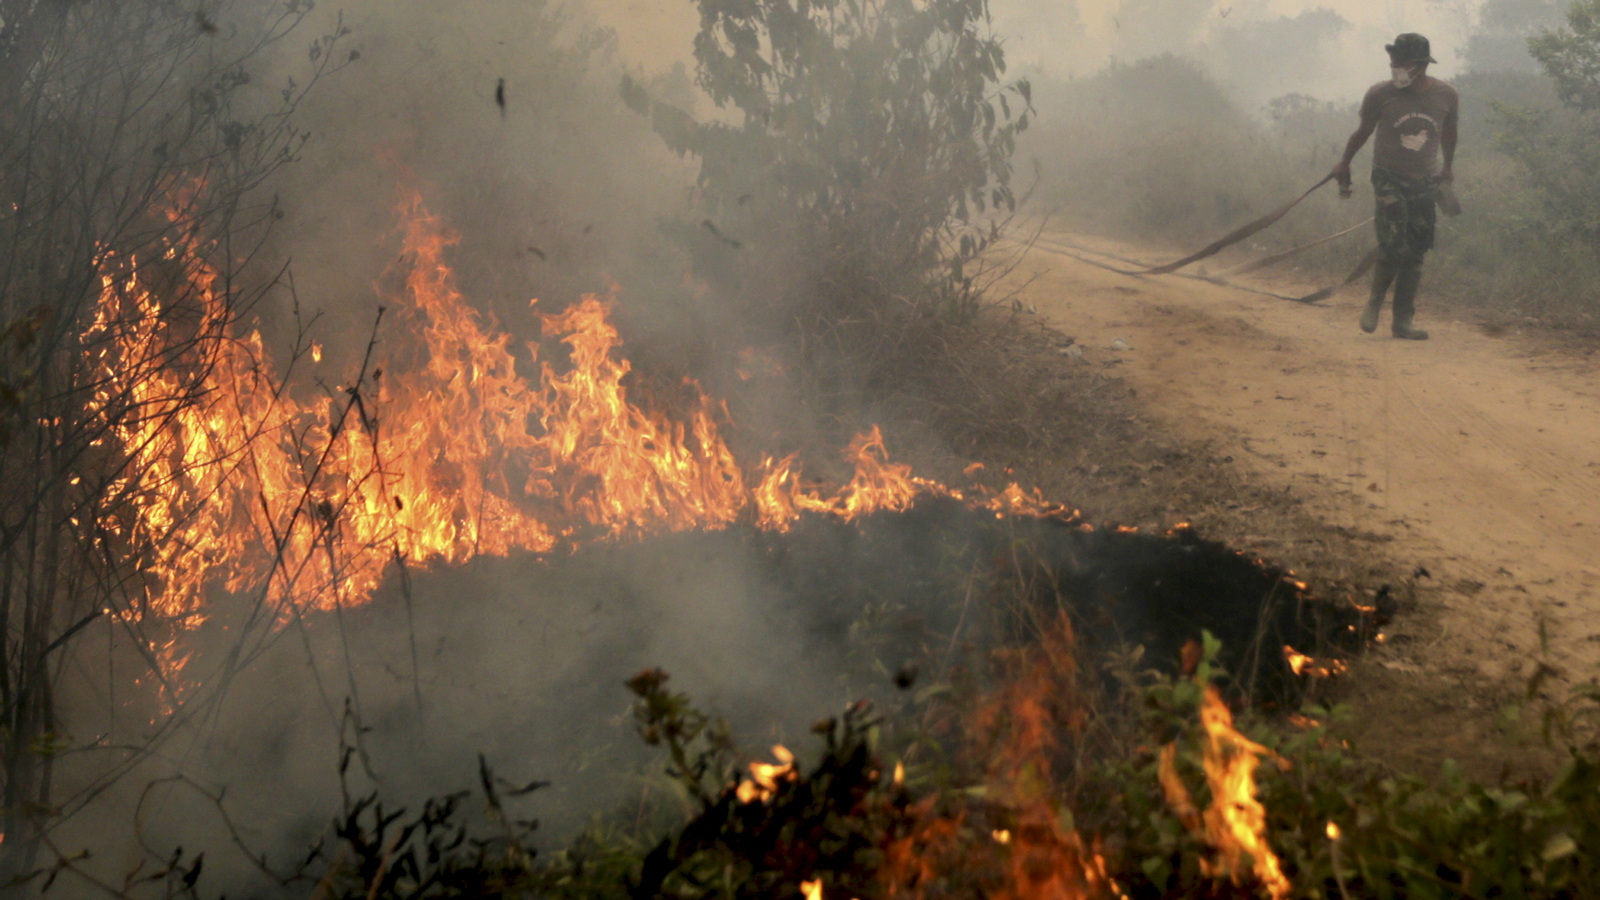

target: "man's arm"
[1331,118,1377,185]
[1440,104,1458,183]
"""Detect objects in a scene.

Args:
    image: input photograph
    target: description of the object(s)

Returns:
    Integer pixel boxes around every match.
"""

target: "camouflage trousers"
[1372,167,1438,266]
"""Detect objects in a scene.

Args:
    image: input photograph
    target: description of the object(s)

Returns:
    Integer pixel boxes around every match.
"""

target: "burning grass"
[85,190,1095,702]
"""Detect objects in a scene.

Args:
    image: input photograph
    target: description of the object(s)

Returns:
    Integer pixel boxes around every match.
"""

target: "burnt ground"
[853,241,1600,784]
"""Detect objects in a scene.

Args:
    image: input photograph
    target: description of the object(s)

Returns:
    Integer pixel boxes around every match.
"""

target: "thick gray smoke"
[74,532,893,894]
[256,0,705,356]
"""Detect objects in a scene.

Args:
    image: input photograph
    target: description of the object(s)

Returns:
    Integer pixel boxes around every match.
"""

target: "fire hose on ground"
[1038,172,1461,304]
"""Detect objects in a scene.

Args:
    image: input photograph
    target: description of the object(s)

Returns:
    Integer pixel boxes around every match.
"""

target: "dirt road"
[1014,233,1600,696]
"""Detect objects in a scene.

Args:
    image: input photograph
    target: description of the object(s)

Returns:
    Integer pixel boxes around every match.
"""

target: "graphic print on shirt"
[1395,111,1437,153]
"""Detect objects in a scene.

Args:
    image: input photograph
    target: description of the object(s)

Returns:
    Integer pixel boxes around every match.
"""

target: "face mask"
[1392,66,1415,88]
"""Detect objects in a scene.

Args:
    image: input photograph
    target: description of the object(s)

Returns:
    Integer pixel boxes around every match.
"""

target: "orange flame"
[1283,645,1348,679]
[1159,687,1291,900]
[736,744,796,803]
[970,614,1116,900]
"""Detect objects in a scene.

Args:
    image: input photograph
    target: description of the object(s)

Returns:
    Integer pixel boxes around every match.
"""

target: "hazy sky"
[589,0,1476,112]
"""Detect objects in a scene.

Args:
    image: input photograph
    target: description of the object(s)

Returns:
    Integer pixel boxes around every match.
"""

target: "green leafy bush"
[621,0,1033,335]
[285,637,1600,900]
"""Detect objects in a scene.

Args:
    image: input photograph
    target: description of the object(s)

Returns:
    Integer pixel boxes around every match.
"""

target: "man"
[1331,33,1458,341]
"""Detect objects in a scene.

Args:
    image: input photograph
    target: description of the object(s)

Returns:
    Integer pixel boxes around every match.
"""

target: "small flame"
[1284,646,1313,675]
[892,760,904,788]
[1199,690,1291,898]
[1326,821,1341,841]
[1283,645,1348,679]
[1160,688,1291,900]
[737,744,796,803]
[991,828,1012,844]
[800,878,822,900]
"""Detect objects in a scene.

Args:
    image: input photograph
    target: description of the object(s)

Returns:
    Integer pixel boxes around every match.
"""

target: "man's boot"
[1362,257,1398,333]
[1390,263,1429,340]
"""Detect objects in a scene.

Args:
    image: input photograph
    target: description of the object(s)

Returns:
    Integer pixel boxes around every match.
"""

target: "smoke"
[992,0,1474,108]
[69,529,896,894]
[253,0,713,369]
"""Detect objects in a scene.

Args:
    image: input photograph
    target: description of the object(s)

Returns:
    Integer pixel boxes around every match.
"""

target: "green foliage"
[1483,0,1600,259]
[1490,101,1600,243]
[299,672,904,900]
[622,0,1032,327]
[1090,636,1600,899]
[1529,0,1600,109]
[626,667,739,808]
[1466,0,1566,74]
[293,643,1600,900]
[628,673,895,900]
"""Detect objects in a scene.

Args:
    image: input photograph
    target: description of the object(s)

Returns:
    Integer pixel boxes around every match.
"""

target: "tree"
[621,0,1032,341]
[1529,0,1600,108]
[1464,0,1565,73]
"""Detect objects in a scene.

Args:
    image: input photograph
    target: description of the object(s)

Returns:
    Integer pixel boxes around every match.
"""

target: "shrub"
[620,0,1033,338]
[276,637,1600,900]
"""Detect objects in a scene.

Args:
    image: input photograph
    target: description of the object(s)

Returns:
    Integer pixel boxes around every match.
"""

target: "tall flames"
[90,192,1068,641]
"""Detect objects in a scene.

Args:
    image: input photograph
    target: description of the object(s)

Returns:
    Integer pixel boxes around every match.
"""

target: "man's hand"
[1330,159,1353,197]
[1437,166,1454,185]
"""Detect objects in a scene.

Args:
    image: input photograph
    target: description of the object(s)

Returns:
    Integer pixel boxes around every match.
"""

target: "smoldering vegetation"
[78,504,1372,895]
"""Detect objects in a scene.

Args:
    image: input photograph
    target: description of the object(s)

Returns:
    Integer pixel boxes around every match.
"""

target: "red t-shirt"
[1359,76,1458,180]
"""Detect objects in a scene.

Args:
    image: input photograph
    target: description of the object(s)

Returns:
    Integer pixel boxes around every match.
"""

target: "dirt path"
[1011,232,1600,700]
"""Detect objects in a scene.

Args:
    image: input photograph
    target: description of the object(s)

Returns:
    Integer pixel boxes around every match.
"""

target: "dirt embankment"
[954,231,1600,777]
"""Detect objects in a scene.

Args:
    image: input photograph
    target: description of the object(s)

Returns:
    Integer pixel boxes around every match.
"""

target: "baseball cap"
[1386,33,1438,64]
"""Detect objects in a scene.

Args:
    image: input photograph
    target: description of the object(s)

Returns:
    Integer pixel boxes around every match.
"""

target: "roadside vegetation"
[142,632,1600,899]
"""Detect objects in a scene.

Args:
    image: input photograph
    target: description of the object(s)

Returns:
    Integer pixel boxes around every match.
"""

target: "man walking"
[1331,33,1458,340]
